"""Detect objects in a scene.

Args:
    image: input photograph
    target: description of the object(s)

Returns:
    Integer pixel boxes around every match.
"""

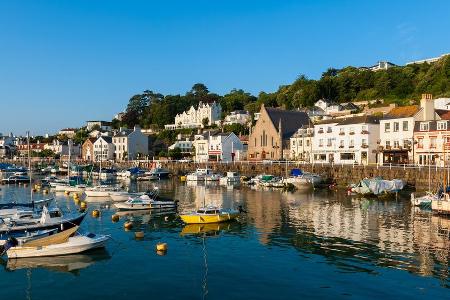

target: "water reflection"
[0,249,111,274]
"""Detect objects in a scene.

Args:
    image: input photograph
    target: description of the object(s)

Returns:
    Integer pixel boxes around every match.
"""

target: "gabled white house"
[93,136,114,162]
[223,110,251,125]
[208,132,244,162]
[192,134,209,163]
[168,139,193,154]
[113,126,148,161]
[165,101,222,129]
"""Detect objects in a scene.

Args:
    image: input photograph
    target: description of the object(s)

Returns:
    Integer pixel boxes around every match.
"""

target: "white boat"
[114,189,177,211]
[186,169,220,181]
[84,185,119,197]
[109,191,144,202]
[219,172,241,184]
[64,184,88,193]
[432,193,450,214]
[0,198,54,219]
[411,192,437,207]
[146,167,170,179]
[2,226,110,258]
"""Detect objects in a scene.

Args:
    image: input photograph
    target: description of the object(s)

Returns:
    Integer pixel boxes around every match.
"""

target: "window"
[340,140,344,147]
[349,140,354,147]
[418,138,423,148]
[340,153,355,160]
[327,127,332,133]
[394,140,399,148]
[319,139,324,147]
[437,121,447,131]
[362,139,367,146]
[403,140,409,148]
[349,127,355,134]
[386,141,390,147]
[299,140,303,146]
[385,123,390,132]
[327,138,332,147]
[306,140,310,147]
[430,137,437,148]
[339,128,345,135]
[403,121,408,131]
[393,122,399,132]
[420,122,429,131]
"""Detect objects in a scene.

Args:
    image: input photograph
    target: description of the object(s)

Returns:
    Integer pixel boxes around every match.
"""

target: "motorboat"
[0,198,53,210]
[0,206,86,235]
[109,191,144,202]
[114,189,177,210]
[219,172,241,185]
[180,206,241,224]
[186,169,220,181]
[146,167,170,179]
[348,178,405,196]
[1,175,30,184]
[411,192,437,207]
[1,226,110,258]
[0,198,54,218]
[0,229,59,246]
[84,185,119,197]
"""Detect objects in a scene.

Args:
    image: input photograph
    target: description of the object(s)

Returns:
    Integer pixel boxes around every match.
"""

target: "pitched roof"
[337,115,380,125]
[114,129,133,137]
[265,107,310,139]
[384,105,420,119]
[436,109,450,120]
[97,136,112,143]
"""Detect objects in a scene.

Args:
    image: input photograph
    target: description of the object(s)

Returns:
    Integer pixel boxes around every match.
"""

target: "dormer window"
[420,122,429,131]
[437,121,447,131]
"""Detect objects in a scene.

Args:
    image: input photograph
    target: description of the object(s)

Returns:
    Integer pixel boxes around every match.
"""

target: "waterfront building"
[44,140,80,158]
[113,126,149,161]
[223,110,251,125]
[379,94,436,165]
[313,99,358,117]
[58,128,77,138]
[16,143,48,156]
[289,125,314,162]
[208,132,243,162]
[86,121,112,132]
[413,110,450,166]
[192,134,209,163]
[248,104,310,161]
[81,138,96,161]
[93,136,114,161]
[312,116,380,165]
[164,101,222,130]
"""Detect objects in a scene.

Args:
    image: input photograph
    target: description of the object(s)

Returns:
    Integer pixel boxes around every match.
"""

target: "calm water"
[0,180,449,299]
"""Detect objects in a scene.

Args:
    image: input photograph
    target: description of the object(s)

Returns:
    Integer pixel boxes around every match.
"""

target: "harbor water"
[0,180,449,299]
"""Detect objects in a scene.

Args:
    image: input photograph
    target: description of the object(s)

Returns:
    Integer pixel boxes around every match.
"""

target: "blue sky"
[1,0,450,135]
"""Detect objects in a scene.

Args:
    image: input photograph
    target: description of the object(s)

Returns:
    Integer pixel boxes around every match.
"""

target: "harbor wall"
[1,159,445,190]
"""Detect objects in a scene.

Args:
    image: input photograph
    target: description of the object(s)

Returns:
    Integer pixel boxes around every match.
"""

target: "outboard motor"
[0,236,18,256]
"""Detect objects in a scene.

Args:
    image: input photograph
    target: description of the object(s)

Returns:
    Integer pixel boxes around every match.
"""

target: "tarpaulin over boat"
[290,169,303,177]
[352,178,405,195]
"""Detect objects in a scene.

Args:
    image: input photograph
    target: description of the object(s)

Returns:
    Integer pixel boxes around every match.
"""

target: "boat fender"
[156,242,167,252]
[124,221,133,230]
[111,215,119,223]
[92,210,100,218]
[135,231,144,239]
[80,202,87,209]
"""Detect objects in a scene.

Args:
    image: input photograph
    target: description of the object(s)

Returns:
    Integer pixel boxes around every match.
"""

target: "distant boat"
[114,189,177,211]
[84,185,120,197]
[180,206,240,224]
[109,191,144,202]
[1,175,30,184]
[219,172,241,184]
[146,167,170,179]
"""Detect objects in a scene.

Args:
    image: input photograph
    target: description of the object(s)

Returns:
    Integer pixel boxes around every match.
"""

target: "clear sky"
[1,0,450,136]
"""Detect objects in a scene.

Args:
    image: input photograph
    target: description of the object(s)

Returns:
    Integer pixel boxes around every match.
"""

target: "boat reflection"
[181,223,231,236]
[1,248,111,274]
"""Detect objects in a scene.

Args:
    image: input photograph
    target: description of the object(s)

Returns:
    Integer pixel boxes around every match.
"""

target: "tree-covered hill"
[118,55,450,129]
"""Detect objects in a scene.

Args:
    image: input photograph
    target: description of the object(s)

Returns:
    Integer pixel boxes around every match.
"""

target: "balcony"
[318,129,324,134]
[327,144,332,147]
[349,132,355,135]
[339,145,344,149]
[386,146,392,150]
[361,130,369,134]
[339,132,345,136]
[349,145,355,148]
[361,144,369,149]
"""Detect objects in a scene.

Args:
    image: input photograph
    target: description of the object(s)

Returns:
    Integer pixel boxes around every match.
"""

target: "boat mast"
[99,138,102,180]
[27,131,32,200]
[68,139,71,182]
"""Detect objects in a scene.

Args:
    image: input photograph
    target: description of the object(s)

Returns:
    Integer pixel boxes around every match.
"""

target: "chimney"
[420,93,435,120]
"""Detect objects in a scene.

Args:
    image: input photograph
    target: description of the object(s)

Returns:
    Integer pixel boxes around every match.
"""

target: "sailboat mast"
[27,131,32,201]
[99,138,102,180]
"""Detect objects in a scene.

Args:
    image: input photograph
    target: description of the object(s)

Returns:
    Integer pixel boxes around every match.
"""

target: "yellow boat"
[180,206,240,224]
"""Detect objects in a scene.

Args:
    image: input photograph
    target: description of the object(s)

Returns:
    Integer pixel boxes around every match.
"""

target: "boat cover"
[290,169,303,177]
[354,178,405,195]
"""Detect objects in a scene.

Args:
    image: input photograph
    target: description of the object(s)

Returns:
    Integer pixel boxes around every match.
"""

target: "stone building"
[82,138,96,161]
[248,105,310,161]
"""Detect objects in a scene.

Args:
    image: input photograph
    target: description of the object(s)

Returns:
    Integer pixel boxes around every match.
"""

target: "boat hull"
[7,235,110,258]
[180,212,239,224]
[114,202,177,210]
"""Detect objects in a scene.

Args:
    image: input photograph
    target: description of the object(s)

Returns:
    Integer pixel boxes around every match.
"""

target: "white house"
[113,126,148,161]
[289,125,314,162]
[86,121,112,132]
[379,94,435,165]
[45,140,80,157]
[208,132,243,162]
[93,136,114,162]
[223,110,251,125]
[58,128,77,138]
[433,97,450,111]
[312,116,380,165]
[165,101,222,129]
[192,134,209,163]
[168,139,193,154]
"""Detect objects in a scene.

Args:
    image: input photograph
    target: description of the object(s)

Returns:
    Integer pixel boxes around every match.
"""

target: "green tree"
[168,147,182,160]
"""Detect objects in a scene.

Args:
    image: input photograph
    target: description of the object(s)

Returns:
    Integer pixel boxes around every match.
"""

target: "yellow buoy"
[43,189,48,194]
[124,221,133,230]
[180,176,186,182]
[64,190,70,195]
[73,192,79,198]
[156,242,168,252]
[135,231,144,239]
[80,201,87,209]
[92,209,100,218]
[111,214,119,223]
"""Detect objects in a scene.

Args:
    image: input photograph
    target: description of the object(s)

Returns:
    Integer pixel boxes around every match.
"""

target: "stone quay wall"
[1,159,445,190]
